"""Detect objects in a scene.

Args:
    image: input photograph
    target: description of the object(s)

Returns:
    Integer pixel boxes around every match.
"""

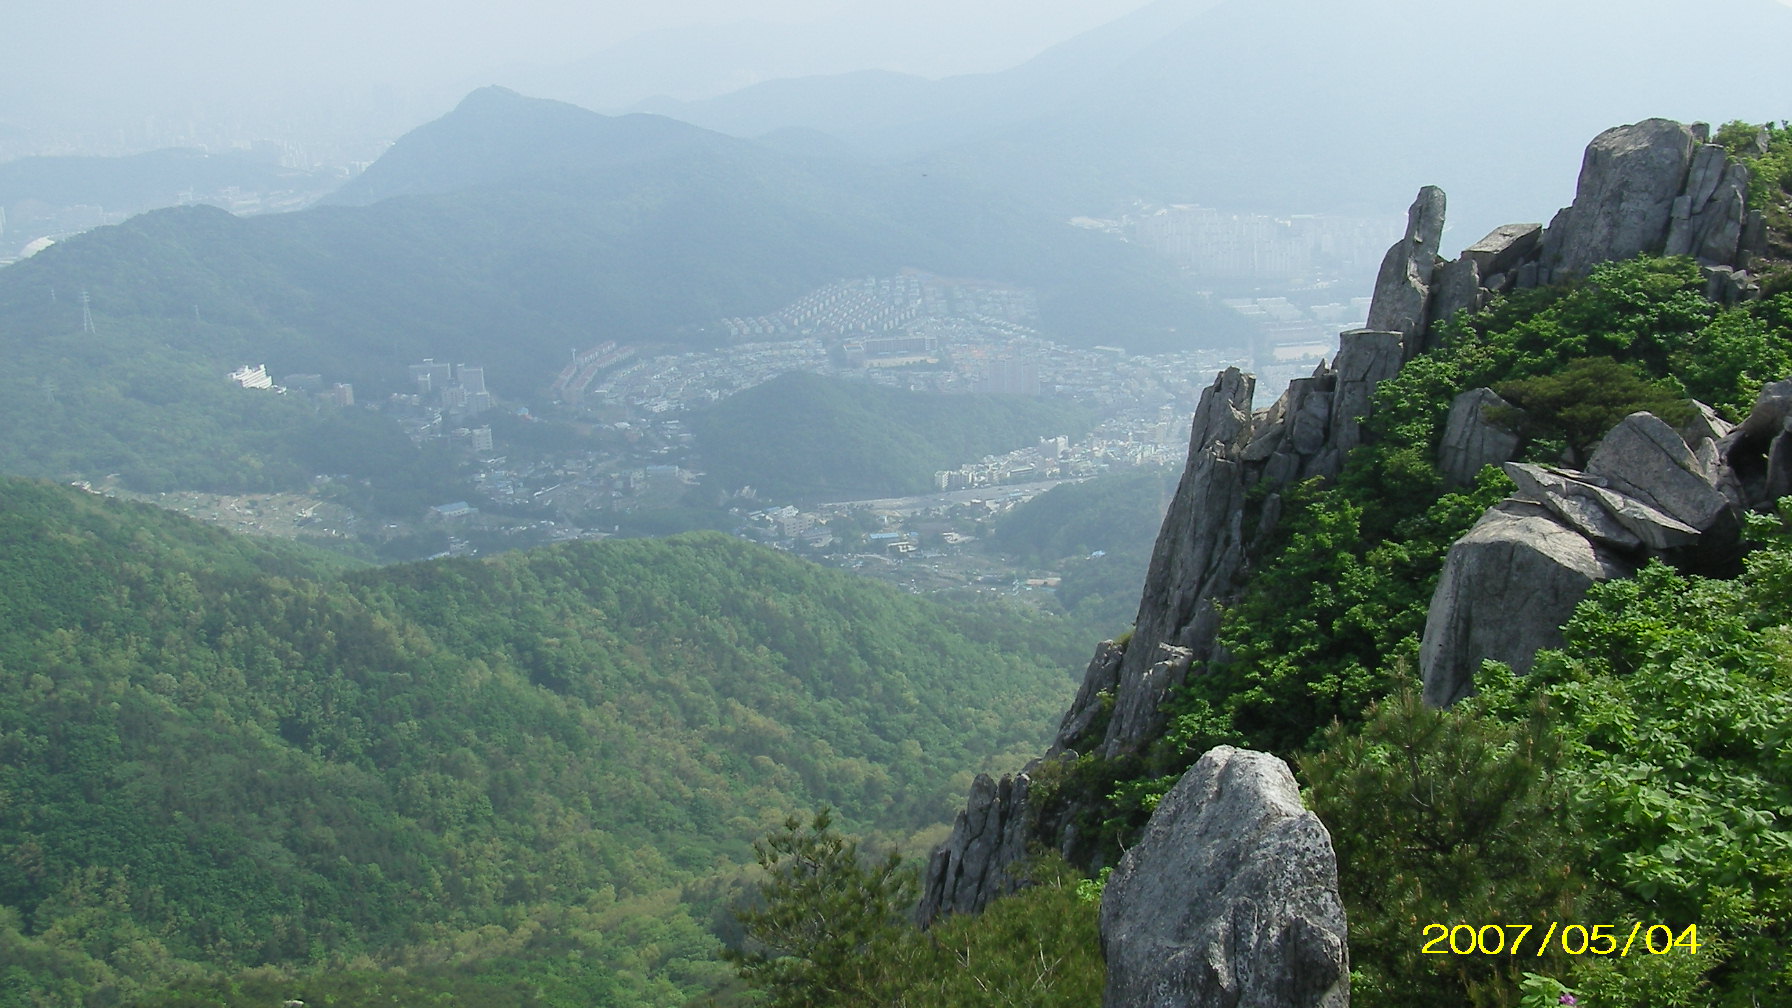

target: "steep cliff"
[921,117,1783,920]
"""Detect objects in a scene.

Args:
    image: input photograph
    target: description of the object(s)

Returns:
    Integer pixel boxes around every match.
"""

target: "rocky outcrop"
[1438,387,1523,486]
[1541,118,1702,280]
[1420,499,1635,707]
[1715,379,1792,506]
[923,338,1409,913]
[1050,638,1125,752]
[1412,119,1766,351]
[1666,140,1752,266]
[1096,368,1255,762]
[918,763,1043,922]
[1585,413,1733,533]
[1100,746,1349,1008]
[924,116,1778,916]
[1366,186,1447,354]
[1089,332,1407,763]
[1420,402,1781,707]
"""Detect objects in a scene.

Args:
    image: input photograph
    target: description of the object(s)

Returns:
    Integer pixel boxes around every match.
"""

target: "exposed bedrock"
[1540,118,1701,280]
[1438,387,1523,487]
[1420,499,1636,708]
[1366,185,1446,355]
[1420,403,1782,708]
[1100,746,1350,1008]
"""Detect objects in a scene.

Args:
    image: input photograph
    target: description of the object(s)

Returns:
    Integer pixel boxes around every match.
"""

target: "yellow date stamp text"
[1421,922,1700,956]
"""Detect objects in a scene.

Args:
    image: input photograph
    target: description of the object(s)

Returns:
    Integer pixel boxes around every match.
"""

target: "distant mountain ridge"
[644,0,1792,241]
[324,87,739,206]
[0,87,1233,493]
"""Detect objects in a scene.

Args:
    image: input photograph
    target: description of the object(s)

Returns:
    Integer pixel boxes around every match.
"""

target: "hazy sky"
[8,0,1791,159]
[6,0,1148,120]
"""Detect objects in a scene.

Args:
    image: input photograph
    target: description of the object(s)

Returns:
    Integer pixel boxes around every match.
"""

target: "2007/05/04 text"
[1422,923,1701,957]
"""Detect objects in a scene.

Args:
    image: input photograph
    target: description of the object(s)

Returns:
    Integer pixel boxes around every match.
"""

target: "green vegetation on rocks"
[984,253,1792,1007]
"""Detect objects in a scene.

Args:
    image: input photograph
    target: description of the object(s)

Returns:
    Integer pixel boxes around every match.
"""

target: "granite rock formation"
[1419,498,1636,708]
[1426,119,1766,344]
[922,115,1776,919]
[1420,401,1781,707]
[1366,185,1447,354]
[1100,746,1349,1008]
[917,765,1040,923]
[1438,387,1524,486]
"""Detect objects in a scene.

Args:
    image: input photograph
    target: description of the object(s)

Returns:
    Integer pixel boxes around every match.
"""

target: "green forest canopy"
[0,475,1087,1006]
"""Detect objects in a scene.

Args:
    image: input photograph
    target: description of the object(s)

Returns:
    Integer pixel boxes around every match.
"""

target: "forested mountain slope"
[0,476,1086,1006]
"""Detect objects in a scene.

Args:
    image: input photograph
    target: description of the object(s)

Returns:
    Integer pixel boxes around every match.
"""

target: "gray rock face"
[1503,462,1701,552]
[1327,329,1405,458]
[1424,254,1484,340]
[918,765,1039,922]
[1422,408,1755,706]
[1462,222,1543,278]
[1541,118,1698,280]
[1438,387,1522,486]
[1585,412,1731,532]
[1105,369,1255,758]
[1105,645,1195,758]
[1366,186,1446,354]
[1420,500,1633,707]
[1666,145,1751,266]
[1722,379,1792,506]
[1100,746,1349,1008]
[1680,400,1735,447]
[1053,638,1126,752]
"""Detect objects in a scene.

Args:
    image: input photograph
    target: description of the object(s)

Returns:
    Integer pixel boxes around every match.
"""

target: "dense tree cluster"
[0,478,1085,1006]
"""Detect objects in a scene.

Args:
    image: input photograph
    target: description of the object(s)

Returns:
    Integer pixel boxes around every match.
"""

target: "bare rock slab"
[1542,118,1697,280]
[1101,746,1349,1008]
[1420,500,1633,707]
[1439,387,1522,486]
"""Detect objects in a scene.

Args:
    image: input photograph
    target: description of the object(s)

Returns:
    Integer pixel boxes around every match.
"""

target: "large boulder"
[1100,746,1349,1008]
[1460,222,1543,281]
[1541,119,1698,280]
[1584,412,1731,532]
[1420,500,1633,707]
[1502,462,1700,552]
[1438,387,1522,486]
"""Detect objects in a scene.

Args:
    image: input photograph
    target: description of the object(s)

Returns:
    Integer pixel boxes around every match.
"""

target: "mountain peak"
[324,87,725,207]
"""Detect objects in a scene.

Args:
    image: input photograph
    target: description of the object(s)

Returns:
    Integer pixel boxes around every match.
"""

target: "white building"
[228,363,273,390]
